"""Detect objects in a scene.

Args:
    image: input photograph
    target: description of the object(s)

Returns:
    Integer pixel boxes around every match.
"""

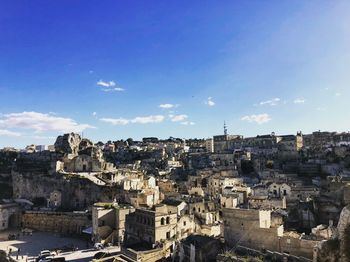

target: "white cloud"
[98,80,125,92]
[0,129,21,137]
[293,98,306,104]
[100,115,165,125]
[159,103,177,109]
[100,118,130,125]
[259,98,280,106]
[180,121,195,126]
[97,80,116,87]
[0,112,94,133]
[206,97,215,107]
[335,92,341,97]
[241,113,271,124]
[132,115,164,124]
[170,114,188,122]
[92,112,97,117]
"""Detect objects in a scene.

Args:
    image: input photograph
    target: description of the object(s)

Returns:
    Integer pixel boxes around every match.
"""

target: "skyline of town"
[1,1,350,148]
[1,128,350,149]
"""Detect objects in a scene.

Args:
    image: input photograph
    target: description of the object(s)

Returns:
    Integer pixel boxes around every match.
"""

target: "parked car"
[94,243,104,250]
[36,250,53,262]
[39,250,52,257]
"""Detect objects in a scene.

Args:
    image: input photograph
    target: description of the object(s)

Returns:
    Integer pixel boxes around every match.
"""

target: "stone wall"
[12,171,121,209]
[222,208,317,259]
[22,211,90,235]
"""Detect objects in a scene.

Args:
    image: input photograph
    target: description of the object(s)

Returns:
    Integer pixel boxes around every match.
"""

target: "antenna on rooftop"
[224,121,227,136]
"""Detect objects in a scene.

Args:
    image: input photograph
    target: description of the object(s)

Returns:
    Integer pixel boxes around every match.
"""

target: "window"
[161,217,165,225]
[166,231,170,239]
[166,217,170,224]
[183,221,186,226]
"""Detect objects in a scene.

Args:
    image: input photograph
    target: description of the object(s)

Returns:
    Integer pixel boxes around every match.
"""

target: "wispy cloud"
[97,80,125,92]
[170,114,188,122]
[97,80,116,87]
[180,121,195,126]
[100,115,165,125]
[335,92,341,97]
[0,129,21,137]
[259,98,280,106]
[241,113,271,124]
[0,112,94,133]
[159,103,178,109]
[293,98,306,104]
[205,97,215,107]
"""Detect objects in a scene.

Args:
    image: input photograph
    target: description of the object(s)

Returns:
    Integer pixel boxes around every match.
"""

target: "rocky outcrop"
[79,138,94,151]
[54,133,81,155]
[336,205,350,261]
[12,170,122,210]
[337,205,350,239]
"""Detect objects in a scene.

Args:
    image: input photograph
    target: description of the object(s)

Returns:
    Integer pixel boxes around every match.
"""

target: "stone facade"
[92,202,135,244]
[125,204,178,246]
[22,211,90,235]
[0,203,20,230]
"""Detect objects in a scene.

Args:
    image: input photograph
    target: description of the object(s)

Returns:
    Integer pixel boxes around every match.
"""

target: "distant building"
[205,138,214,153]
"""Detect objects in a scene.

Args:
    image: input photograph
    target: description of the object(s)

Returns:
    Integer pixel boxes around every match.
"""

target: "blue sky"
[0,1,349,148]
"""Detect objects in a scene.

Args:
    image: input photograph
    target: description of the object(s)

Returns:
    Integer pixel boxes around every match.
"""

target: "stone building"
[177,235,222,262]
[268,182,291,198]
[92,202,135,245]
[222,208,318,259]
[125,204,178,247]
[213,134,242,153]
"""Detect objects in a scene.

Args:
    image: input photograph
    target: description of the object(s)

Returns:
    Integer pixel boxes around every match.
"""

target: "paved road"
[0,230,119,261]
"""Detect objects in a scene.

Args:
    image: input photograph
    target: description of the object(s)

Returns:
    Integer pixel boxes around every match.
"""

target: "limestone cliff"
[54,133,81,155]
[12,170,122,210]
[337,205,350,262]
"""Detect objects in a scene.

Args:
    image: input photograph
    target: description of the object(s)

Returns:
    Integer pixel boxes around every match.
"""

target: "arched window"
[166,217,170,224]
[161,217,165,225]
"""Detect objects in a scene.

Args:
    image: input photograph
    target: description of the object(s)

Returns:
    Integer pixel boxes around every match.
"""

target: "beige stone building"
[92,202,135,245]
[125,204,178,246]
[222,208,318,259]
